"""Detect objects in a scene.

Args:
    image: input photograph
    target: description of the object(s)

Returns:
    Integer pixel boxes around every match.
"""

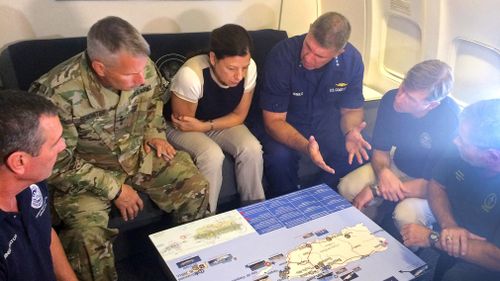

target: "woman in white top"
[164,24,265,213]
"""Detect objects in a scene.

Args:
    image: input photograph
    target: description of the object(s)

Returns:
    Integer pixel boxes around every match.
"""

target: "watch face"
[429,232,439,244]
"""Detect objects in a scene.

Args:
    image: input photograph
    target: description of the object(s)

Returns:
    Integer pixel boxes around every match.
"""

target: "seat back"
[0,29,288,91]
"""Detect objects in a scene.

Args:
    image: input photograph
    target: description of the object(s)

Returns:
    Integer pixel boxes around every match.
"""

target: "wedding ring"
[446,236,452,242]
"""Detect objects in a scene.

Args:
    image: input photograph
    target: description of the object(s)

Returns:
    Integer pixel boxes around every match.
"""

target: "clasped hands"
[171,114,208,132]
[353,168,405,210]
[439,226,485,257]
[401,224,485,257]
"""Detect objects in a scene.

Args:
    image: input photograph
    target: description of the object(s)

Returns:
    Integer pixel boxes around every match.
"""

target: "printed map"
[150,184,426,281]
[284,224,387,279]
[150,210,254,261]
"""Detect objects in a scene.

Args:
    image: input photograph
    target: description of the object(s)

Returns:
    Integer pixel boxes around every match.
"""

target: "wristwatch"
[429,231,440,247]
[369,184,381,198]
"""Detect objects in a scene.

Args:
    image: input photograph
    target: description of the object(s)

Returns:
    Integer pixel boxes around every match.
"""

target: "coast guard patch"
[419,132,432,149]
[482,193,497,213]
[30,184,43,209]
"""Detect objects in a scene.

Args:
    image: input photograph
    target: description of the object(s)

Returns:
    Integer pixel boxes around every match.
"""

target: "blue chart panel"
[238,184,351,234]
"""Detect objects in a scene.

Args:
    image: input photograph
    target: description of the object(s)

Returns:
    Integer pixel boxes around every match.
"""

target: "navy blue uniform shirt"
[433,147,500,247]
[0,181,55,281]
[372,90,460,179]
[260,34,364,140]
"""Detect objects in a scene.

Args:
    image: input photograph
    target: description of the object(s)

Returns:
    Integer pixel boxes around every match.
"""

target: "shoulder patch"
[29,184,43,209]
[35,53,84,91]
[51,61,81,87]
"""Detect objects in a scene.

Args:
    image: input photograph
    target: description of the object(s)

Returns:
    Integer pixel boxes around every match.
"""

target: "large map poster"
[150,184,427,281]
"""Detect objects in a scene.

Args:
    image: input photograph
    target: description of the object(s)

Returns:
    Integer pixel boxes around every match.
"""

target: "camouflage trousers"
[53,151,209,281]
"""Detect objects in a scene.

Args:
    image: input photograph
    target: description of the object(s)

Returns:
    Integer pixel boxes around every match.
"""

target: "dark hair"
[87,16,150,65]
[310,12,351,50]
[460,98,500,149]
[0,90,58,164]
[209,24,253,59]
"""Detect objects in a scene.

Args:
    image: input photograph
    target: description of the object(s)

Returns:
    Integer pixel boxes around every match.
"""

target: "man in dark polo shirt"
[401,99,500,281]
[259,12,371,197]
[0,90,76,281]
[338,60,459,230]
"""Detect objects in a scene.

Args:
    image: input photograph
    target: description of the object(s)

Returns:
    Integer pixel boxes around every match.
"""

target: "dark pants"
[434,253,500,281]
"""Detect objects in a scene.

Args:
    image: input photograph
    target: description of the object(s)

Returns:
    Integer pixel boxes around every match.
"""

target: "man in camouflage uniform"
[30,16,209,281]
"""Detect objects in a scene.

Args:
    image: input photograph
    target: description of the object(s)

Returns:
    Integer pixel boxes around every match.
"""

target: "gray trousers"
[166,123,265,212]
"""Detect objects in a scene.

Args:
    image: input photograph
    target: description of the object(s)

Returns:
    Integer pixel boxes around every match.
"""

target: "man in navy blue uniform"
[401,99,500,281]
[0,90,77,281]
[259,12,371,196]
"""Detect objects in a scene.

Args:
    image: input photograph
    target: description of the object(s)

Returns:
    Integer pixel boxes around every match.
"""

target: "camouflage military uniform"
[30,52,209,281]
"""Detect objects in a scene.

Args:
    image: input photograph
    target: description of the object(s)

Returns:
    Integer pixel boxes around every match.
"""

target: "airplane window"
[383,15,422,80]
[452,38,500,106]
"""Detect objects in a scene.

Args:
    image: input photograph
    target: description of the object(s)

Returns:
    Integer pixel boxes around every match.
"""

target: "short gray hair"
[402,60,454,101]
[87,16,150,65]
[309,12,351,50]
[460,99,500,149]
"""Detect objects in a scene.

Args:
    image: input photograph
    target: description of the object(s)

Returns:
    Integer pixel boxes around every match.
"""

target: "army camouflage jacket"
[30,52,169,201]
